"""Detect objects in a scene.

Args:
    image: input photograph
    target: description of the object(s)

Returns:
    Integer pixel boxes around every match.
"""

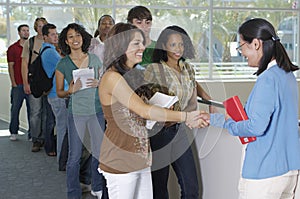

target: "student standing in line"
[202,18,300,199]
[56,23,107,199]
[41,23,68,159]
[21,17,49,151]
[38,23,58,156]
[89,14,115,63]
[144,25,200,199]
[98,22,206,199]
[127,5,156,67]
[6,24,31,141]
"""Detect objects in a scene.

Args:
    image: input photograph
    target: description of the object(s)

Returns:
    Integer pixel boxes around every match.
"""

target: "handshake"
[185,111,210,129]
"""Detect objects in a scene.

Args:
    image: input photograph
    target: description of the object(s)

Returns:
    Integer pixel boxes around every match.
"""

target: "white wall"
[0,73,29,128]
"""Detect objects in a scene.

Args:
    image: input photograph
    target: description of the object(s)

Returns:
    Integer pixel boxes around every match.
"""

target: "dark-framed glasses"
[236,42,246,53]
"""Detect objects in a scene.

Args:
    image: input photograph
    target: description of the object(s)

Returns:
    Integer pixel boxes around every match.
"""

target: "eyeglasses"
[236,42,246,53]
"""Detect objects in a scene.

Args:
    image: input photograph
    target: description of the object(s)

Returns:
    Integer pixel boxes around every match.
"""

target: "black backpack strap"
[40,46,54,78]
[39,46,51,55]
[28,36,34,65]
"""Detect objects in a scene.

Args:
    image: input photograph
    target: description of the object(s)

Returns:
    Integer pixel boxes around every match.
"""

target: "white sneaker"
[9,134,17,141]
[91,190,103,199]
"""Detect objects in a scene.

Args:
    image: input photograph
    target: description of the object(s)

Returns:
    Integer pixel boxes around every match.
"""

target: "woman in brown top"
[98,22,207,199]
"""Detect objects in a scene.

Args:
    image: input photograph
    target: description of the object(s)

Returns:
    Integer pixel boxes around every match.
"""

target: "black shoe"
[31,142,41,152]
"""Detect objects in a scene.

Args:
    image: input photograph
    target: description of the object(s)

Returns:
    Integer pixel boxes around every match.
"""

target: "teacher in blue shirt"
[202,18,300,199]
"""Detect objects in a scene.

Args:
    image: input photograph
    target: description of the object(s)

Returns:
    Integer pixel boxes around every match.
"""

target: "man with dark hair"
[6,24,30,141]
[89,15,115,63]
[127,6,156,67]
[40,23,60,156]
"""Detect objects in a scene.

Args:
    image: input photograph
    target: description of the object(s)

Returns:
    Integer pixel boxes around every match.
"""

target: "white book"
[146,92,179,129]
[72,68,94,90]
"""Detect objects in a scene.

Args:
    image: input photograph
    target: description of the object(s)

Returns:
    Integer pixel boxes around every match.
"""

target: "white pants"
[238,170,299,199]
[99,167,153,199]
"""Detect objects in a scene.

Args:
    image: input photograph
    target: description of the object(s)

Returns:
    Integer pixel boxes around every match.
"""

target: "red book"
[223,96,256,144]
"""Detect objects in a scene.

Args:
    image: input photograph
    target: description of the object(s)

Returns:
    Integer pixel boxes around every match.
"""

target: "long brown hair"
[103,22,145,75]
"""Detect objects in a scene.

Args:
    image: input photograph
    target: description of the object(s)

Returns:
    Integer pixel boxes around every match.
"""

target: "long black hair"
[238,18,298,76]
[59,23,92,55]
[152,25,195,64]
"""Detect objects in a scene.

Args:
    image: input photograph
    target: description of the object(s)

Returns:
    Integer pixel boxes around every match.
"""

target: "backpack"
[28,46,54,98]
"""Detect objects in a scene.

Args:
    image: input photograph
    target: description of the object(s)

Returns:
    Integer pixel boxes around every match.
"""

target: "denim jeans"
[48,97,68,161]
[28,94,48,143]
[43,98,56,153]
[9,85,30,135]
[66,111,107,199]
[150,124,199,199]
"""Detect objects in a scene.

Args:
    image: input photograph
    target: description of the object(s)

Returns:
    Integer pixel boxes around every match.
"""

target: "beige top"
[144,61,197,111]
[99,102,151,174]
[21,36,44,64]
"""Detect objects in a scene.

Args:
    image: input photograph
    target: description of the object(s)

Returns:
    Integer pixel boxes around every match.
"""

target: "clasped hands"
[185,111,210,129]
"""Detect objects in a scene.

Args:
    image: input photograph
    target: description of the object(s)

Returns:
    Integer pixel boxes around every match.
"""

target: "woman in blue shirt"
[203,18,300,199]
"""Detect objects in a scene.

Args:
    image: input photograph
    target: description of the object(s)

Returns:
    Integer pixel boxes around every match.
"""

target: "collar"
[267,59,277,70]
[96,36,104,45]
[42,42,55,49]
[161,59,185,71]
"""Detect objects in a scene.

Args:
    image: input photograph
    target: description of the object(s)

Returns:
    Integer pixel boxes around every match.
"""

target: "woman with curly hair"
[56,23,107,199]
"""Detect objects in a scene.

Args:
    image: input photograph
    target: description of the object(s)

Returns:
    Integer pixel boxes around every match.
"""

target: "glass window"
[213,0,297,9]
[207,10,298,79]
[115,0,208,7]
[1,0,299,78]
[9,0,111,5]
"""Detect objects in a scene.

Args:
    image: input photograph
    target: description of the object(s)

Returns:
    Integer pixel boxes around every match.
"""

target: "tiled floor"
[0,120,95,199]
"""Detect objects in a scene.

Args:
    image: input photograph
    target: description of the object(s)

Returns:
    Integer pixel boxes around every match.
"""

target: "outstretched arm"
[99,71,206,127]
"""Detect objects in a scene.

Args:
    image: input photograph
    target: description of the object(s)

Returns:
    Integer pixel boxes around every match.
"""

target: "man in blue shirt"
[40,23,60,157]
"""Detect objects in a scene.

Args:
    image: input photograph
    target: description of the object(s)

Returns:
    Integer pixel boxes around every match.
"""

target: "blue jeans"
[9,85,30,135]
[66,111,106,199]
[48,97,68,161]
[43,98,56,153]
[28,94,48,143]
[150,124,199,199]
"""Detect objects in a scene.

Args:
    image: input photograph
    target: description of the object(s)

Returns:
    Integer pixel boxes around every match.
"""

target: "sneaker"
[9,134,17,141]
[80,183,91,193]
[31,142,41,152]
[91,190,103,199]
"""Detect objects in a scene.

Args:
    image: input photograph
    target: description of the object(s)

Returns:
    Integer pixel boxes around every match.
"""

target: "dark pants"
[9,85,30,136]
[59,132,69,171]
[43,97,56,154]
[150,124,199,199]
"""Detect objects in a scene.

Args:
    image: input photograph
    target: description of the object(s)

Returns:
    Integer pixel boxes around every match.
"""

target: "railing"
[192,62,258,80]
[0,61,299,80]
[0,64,8,74]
